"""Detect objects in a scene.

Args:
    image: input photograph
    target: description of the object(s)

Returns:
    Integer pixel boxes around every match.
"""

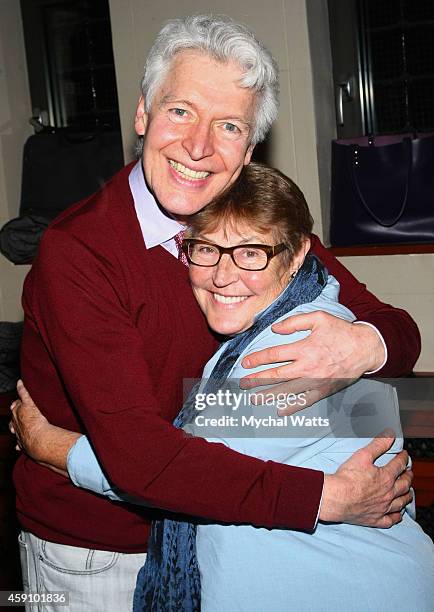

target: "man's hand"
[320,432,413,527]
[241,311,386,414]
[9,380,80,475]
[10,380,51,459]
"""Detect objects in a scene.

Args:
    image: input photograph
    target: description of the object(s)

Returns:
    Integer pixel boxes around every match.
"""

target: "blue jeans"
[18,531,147,611]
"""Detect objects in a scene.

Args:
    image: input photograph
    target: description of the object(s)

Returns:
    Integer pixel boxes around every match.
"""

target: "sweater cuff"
[353,312,420,377]
[353,321,388,374]
[274,466,324,531]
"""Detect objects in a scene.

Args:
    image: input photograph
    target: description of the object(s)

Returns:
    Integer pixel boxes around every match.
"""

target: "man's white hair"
[139,14,279,148]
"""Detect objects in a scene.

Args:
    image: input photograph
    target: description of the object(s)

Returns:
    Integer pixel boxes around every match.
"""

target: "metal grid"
[43,0,120,129]
[361,0,434,133]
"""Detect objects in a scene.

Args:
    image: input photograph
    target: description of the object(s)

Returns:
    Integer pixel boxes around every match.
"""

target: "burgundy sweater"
[14,163,420,552]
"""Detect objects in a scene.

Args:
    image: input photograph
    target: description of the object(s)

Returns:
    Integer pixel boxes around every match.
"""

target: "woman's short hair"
[141,14,279,147]
[186,162,313,265]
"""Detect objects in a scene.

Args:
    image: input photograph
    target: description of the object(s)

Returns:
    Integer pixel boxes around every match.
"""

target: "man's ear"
[243,144,254,166]
[134,96,148,136]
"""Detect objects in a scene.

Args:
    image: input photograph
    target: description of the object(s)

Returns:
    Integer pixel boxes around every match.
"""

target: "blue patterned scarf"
[133,254,327,612]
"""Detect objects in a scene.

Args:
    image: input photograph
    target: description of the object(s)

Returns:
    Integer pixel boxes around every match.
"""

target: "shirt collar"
[129,160,184,249]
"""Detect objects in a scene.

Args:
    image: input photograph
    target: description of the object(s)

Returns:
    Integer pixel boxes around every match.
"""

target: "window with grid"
[359,0,434,134]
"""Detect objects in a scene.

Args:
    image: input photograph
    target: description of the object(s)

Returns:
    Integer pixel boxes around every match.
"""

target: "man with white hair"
[14,15,417,611]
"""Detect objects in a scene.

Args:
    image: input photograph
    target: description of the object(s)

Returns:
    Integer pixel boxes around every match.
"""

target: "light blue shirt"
[67,275,434,612]
[187,278,432,612]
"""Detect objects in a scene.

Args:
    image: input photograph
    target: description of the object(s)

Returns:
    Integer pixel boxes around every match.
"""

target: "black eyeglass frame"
[182,239,288,271]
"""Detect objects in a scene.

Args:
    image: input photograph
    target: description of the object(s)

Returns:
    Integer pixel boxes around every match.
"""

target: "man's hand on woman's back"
[320,432,412,527]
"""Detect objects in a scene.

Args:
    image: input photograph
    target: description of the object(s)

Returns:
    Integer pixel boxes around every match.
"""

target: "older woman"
[11,164,434,611]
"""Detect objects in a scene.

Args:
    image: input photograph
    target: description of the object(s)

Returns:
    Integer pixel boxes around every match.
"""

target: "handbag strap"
[350,137,412,227]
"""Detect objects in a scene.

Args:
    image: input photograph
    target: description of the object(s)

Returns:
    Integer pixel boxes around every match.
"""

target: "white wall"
[338,254,434,372]
[0,1,32,321]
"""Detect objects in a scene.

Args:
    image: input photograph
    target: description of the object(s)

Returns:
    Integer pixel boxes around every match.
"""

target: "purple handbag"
[330,133,434,247]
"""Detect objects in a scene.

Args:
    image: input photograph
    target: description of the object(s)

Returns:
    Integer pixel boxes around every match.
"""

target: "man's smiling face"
[135,50,256,220]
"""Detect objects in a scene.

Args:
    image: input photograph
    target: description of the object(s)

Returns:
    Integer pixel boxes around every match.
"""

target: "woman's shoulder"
[298,274,355,322]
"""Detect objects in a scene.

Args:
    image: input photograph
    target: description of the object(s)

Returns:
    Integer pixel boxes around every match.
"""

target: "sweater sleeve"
[310,234,421,376]
[31,227,323,532]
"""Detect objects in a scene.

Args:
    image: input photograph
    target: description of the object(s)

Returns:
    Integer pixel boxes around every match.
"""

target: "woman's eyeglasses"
[182,239,288,271]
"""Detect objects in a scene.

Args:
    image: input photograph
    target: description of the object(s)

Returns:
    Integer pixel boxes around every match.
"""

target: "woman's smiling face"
[189,223,295,336]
